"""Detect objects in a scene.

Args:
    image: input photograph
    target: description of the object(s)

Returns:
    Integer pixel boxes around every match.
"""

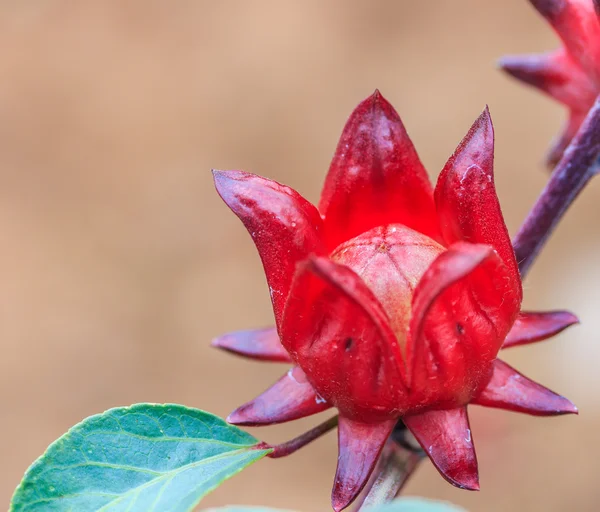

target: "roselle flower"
[500,0,600,165]
[212,91,578,511]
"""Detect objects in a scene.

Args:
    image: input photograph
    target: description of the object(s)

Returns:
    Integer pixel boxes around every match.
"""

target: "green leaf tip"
[10,403,271,512]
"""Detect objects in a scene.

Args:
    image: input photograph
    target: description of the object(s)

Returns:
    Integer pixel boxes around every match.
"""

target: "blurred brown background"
[1,1,599,510]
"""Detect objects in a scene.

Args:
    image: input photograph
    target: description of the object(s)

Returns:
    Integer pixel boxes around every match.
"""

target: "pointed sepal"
[213,170,326,329]
[503,310,579,349]
[331,417,396,512]
[211,326,291,362]
[529,0,600,83]
[529,0,570,20]
[403,407,479,490]
[499,49,597,110]
[472,359,578,416]
[409,242,520,402]
[319,90,439,250]
[434,108,521,295]
[227,366,331,426]
[281,255,406,419]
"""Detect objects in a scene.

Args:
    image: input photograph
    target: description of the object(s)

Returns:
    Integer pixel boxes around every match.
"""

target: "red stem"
[261,415,338,458]
[513,94,600,277]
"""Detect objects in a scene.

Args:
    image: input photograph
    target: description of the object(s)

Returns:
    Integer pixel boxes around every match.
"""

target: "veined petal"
[331,417,396,512]
[211,326,291,362]
[434,108,521,296]
[529,0,600,84]
[503,310,579,349]
[281,256,406,419]
[472,359,578,415]
[404,407,479,490]
[408,242,520,400]
[227,366,331,426]
[213,170,326,328]
[499,49,597,110]
[319,90,439,250]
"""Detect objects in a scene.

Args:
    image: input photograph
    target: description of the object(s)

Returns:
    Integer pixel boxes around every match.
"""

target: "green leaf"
[204,498,466,512]
[364,498,467,512]
[10,403,271,512]
[203,509,293,512]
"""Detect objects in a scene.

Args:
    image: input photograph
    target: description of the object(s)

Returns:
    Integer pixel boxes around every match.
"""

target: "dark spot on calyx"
[456,323,465,335]
[344,337,353,351]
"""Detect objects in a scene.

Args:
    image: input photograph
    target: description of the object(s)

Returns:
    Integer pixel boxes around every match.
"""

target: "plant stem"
[513,94,600,277]
[263,415,338,458]
[354,429,424,510]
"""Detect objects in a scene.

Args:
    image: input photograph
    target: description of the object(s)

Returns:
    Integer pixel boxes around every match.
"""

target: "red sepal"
[213,170,326,329]
[404,407,479,490]
[281,255,406,420]
[503,310,579,349]
[227,366,330,426]
[529,0,600,83]
[331,417,396,512]
[409,242,520,402]
[319,90,439,250]
[499,49,597,110]
[434,108,521,298]
[211,326,291,362]
[472,359,578,415]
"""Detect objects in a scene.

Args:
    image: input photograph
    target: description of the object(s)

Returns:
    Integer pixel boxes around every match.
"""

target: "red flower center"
[330,224,444,354]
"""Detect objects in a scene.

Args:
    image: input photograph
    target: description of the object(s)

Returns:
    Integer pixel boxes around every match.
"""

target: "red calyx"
[501,0,600,165]
[212,91,578,510]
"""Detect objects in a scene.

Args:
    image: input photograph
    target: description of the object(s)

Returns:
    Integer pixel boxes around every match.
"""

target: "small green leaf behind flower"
[205,498,466,512]
[10,404,271,512]
[364,499,467,512]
